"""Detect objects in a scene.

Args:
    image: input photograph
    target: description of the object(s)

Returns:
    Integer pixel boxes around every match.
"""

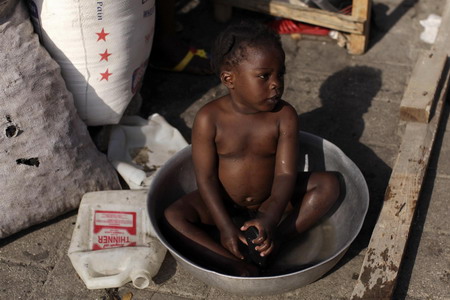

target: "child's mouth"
[267,95,280,103]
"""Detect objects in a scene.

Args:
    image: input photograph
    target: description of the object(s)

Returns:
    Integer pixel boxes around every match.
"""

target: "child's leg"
[276,171,340,241]
[164,190,258,276]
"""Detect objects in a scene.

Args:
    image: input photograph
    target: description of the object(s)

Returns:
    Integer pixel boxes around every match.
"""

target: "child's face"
[227,44,285,114]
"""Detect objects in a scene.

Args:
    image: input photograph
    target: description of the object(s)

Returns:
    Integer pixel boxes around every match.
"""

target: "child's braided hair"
[210,20,282,76]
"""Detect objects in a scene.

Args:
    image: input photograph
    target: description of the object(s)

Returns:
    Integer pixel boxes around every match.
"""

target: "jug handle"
[75,258,151,289]
[80,265,132,290]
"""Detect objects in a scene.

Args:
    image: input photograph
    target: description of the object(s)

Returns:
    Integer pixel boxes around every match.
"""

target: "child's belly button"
[245,196,254,202]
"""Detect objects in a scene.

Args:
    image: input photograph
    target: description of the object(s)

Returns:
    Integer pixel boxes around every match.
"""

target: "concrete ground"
[1,0,450,299]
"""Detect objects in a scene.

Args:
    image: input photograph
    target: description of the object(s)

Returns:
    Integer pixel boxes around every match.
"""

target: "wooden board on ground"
[351,68,449,299]
[400,0,450,123]
[351,1,450,298]
[400,51,447,123]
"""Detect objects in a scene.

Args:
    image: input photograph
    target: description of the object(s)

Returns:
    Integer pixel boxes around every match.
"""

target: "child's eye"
[258,74,269,80]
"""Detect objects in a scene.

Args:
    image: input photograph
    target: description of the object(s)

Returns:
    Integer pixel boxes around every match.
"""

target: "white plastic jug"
[68,190,166,289]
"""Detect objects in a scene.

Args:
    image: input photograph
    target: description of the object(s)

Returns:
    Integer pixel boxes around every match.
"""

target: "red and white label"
[91,210,138,250]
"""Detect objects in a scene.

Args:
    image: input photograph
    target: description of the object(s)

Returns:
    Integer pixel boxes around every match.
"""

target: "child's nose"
[270,78,283,91]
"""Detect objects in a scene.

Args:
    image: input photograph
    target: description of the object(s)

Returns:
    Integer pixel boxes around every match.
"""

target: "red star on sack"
[96,28,109,41]
[100,69,112,81]
[99,49,111,62]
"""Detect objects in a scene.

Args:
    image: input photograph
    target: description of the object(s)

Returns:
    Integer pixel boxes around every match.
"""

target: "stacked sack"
[27,0,155,125]
[0,1,121,239]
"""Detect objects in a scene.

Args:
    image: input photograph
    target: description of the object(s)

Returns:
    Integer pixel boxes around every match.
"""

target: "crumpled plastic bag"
[419,14,442,44]
[107,113,188,189]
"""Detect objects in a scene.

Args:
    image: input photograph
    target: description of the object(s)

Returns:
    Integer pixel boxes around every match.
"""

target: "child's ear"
[220,71,234,89]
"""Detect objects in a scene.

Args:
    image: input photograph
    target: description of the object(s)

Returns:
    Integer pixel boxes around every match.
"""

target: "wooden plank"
[352,2,450,297]
[214,0,365,34]
[347,0,372,55]
[400,51,447,122]
[350,60,449,300]
[399,0,450,122]
[433,0,450,50]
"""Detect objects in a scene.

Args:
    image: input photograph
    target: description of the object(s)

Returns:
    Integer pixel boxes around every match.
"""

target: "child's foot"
[230,260,260,277]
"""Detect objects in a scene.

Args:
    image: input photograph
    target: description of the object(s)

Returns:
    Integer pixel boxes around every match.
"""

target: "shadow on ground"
[369,0,418,50]
[299,66,391,268]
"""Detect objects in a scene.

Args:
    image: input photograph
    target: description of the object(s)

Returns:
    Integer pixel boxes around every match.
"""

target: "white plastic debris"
[107,113,189,189]
[419,14,442,44]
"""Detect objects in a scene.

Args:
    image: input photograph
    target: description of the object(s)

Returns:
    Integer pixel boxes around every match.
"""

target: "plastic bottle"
[68,190,166,289]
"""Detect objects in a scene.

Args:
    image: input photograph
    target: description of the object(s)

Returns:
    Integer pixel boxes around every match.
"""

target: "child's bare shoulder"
[194,95,229,125]
[197,95,229,116]
[277,100,298,118]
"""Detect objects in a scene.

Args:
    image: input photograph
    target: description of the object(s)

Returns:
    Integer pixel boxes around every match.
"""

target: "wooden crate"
[213,0,372,55]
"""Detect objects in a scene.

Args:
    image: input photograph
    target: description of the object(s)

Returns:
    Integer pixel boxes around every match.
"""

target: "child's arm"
[241,104,299,255]
[192,105,246,259]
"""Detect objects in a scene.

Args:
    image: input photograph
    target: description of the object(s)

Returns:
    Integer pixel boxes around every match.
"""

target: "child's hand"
[219,226,246,260]
[240,219,275,257]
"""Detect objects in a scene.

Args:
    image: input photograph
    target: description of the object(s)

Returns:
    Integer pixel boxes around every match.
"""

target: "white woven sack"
[27,0,155,126]
[0,2,121,239]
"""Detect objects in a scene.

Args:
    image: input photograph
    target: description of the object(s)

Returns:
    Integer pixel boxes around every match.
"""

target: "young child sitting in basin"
[164,21,340,276]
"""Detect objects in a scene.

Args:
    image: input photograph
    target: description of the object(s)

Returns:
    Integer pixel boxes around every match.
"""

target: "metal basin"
[147,131,369,296]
